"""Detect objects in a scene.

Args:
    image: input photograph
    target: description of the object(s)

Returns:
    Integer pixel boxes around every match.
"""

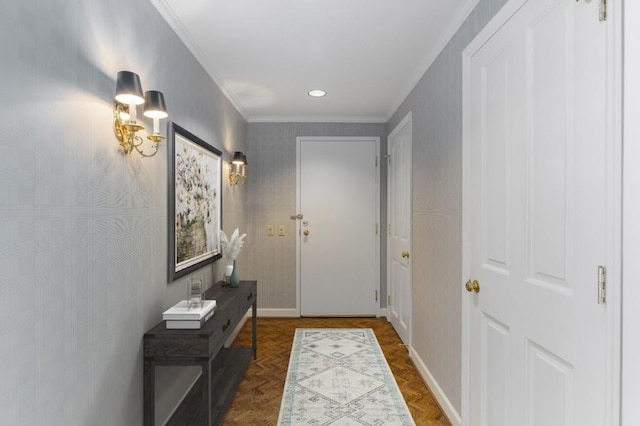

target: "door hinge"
[387,155,391,166]
[375,290,378,301]
[387,295,391,306]
[579,0,606,22]
[598,265,606,304]
[387,224,391,235]
[375,156,378,167]
[599,0,606,21]
[375,223,378,235]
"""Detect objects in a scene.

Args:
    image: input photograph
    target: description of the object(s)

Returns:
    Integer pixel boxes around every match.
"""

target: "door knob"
[401,251,410,259]
[303,230,309,236]
[465,280,480,293]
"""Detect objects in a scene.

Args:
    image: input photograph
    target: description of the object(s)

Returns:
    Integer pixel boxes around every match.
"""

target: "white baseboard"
[409,346,462,426]
[251,308,387,318]
[255,308,299,317]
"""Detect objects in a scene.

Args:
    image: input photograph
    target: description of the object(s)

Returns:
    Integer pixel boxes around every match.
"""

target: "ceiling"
[151,0,478,123]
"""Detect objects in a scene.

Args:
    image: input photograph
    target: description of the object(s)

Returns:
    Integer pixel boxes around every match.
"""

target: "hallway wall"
[0,1,246,425]
[245,122,386,311]
[386,0,507,418]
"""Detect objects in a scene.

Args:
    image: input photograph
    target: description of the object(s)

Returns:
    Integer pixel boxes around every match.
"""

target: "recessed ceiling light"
[308,89,327,98]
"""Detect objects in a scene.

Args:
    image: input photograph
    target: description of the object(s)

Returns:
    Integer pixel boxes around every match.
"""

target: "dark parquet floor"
[224,317,451,425]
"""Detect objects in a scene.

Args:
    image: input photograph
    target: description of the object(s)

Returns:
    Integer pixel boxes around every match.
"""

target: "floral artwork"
[168,123,222,281]
[175,138,218,256]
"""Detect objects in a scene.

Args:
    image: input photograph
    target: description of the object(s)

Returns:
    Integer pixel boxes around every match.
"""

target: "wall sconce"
[229,151,247,185]
[113,71,168,158]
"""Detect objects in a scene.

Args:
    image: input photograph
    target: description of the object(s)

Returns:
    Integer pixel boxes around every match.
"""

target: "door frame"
[295,136,381,316]
[386,111,413,343]
[622,0,640,423]
[461,0,622,424]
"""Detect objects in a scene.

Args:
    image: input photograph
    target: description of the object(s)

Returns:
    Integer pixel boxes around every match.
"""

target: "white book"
[165,308,215,329]
[163,300,216,321]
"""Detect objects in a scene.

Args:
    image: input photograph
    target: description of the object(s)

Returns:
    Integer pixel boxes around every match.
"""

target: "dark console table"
[143,280,257,426]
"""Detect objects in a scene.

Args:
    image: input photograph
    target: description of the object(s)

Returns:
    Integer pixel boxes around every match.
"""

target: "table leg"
[143,361,155,426]
[252,297,257,359]
[202,360,212,426]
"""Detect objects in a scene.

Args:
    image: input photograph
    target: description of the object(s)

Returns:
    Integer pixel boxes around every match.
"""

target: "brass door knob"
[401,251,410,259]
[303,230,309,236]
[465,280,480,293]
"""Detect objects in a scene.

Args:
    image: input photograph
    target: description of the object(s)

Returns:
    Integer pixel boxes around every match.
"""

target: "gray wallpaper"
[0,0,511,423]
[0,1,246,425]
[245,123,387,310]
[386,0,507,414]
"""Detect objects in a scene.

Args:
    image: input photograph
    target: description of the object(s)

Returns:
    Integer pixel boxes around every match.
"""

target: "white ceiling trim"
[150,0,249,121]
[385,0,481,120]
[247,115,388,124]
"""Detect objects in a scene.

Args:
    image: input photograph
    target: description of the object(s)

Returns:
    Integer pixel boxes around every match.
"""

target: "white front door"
[297,137,379,316]
[463,0,618,424]
[387,113,412,344]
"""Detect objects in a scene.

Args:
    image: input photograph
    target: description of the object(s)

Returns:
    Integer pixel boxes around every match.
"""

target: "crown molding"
[247,115,388,124]
[150,0,249,121]
[385,0,480,120]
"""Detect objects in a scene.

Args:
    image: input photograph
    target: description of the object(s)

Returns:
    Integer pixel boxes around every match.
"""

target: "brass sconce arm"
[113,102,163,158]
[112,71,167,158]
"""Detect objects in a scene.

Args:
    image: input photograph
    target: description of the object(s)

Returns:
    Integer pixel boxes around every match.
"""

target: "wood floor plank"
[225,317,451,426]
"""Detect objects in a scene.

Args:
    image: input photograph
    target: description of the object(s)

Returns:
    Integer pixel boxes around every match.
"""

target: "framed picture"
[168,122,222,281]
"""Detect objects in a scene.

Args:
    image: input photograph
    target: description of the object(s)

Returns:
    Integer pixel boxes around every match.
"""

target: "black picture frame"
[168,122,222,281]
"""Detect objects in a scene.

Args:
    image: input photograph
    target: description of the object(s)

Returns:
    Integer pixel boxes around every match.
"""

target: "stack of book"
[163,299,217,329]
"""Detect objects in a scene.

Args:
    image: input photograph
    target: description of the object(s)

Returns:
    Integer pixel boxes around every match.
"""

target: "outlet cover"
[267,225,274,236]
[278,225,285,236]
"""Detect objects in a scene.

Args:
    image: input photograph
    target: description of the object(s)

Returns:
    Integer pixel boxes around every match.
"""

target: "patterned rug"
[277,328,415,425]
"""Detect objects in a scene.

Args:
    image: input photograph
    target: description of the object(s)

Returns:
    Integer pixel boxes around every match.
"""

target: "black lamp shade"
[232,151,246,165]
[241,153,248,166]
[143,91,168,119]
[115,71,144,105]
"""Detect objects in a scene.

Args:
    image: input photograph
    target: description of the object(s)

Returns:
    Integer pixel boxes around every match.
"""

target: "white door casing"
[622,0,640,424]
[387,112,413,344]
[462,0,621,425]
[296,137,380,316]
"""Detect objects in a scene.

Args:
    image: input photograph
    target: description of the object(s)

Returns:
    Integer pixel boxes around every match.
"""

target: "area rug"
[277,328,415,425]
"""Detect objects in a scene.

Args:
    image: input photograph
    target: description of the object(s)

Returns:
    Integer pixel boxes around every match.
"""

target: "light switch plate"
[278,225,285,236]
[267,225,274,236]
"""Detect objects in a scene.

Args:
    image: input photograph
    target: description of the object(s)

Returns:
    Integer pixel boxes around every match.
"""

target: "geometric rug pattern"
[277,329,416,425]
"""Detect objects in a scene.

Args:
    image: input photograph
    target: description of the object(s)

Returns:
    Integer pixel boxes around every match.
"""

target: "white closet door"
[464,0,614,424]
